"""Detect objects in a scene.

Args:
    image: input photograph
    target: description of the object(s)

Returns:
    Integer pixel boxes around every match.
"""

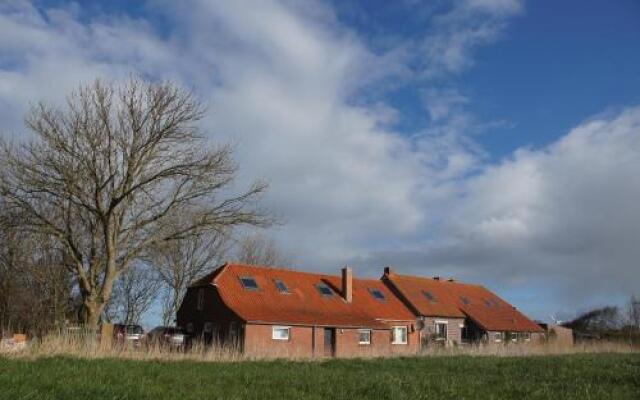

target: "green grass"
[1,354,639,400]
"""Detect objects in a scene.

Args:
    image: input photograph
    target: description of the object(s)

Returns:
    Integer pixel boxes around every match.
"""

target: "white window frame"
[272,326,291,341]
[197,288,204,311]
[391,326,408,345]
[434,320,448,341]
[358,329,371,345]
[494,332,503,342]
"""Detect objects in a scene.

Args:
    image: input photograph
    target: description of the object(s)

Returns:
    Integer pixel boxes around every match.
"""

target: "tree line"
[0,78,285,335]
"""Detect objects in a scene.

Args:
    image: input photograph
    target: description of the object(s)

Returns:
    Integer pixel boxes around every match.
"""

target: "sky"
[1,0,639,324]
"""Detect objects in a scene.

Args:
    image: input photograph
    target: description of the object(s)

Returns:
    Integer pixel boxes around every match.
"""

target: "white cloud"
[0,0,432,266]
[358,107,640,314]
[1,0,636,319]
[416,0,524,78]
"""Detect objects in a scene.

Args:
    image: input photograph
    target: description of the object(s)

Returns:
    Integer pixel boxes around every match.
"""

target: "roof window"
[422,290,437,302]
[316,283,334,297]
[274,279,290,294]
[239,276,259,290]
[369,288,386,301]
[460,296,471,305]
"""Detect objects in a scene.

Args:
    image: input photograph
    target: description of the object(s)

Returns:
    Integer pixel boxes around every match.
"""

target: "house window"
[272,326,291,341]
[239,276,259,290]
[369,288,386,301]
[203,322,213,333]
[422,290,437,302]
[358,329,371,345]
[316,283,334,297]
[523,332,531,342]
[392,326,408,345]
[494,332,503,342]
[197,288,204,311]
[434,321,448,340]
[274,279,290,294]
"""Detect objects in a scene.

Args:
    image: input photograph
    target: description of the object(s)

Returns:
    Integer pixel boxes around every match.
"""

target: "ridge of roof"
[387,271,484,289]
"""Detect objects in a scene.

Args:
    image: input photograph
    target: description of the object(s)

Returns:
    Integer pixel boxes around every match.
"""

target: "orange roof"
[194,263,416,329]
[384,271,544,333]
[382,273,465,318]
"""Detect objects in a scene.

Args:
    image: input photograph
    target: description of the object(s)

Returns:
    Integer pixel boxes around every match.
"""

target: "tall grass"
[3,330,637,361]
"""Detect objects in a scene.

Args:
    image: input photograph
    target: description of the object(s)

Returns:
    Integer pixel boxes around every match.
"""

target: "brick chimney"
[342,266,353,303]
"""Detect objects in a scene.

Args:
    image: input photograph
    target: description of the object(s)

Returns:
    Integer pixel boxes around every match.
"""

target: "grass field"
[1,354,639,400]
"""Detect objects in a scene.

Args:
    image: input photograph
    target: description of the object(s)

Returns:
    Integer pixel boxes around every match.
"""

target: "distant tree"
[0,78,270,328]
[235,232,289,267]
[150,216,230,325]
[104,262,161,325]
[0,221,75,335]
[628,295,640,331]
[563,306,621,333]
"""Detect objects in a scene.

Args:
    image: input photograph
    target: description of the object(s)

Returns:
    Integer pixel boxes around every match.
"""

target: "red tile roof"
[384,271,543,333]
[194,263,416,329]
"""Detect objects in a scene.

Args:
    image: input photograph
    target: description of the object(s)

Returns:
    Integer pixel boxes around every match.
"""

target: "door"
[323,328,335,357]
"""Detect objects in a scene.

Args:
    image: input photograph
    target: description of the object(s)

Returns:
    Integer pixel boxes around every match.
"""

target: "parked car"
[146,326,186,349]
[113,324,145,347]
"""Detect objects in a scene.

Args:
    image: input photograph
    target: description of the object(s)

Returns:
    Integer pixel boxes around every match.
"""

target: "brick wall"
[334,326,420,358]
[420,316,465,347]
[243,323,420,358]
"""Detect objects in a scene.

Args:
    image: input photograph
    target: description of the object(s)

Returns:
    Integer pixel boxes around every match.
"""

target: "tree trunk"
[81,300,104,330]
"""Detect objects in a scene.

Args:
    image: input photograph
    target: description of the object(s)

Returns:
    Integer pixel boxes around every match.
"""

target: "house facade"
[177,263,420,358]
[382,267,544,346]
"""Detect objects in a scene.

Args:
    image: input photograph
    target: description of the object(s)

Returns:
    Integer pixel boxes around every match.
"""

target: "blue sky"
[1,0,640,325]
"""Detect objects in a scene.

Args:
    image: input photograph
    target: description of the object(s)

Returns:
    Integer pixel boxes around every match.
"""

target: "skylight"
[460,296,471,305]
[274,279,289,294]
[369,288,386,301]
[316,283,333,296]
[239,276,259,290]
[422,290,437,302]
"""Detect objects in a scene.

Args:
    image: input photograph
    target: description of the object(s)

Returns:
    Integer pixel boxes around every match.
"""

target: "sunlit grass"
[1,353,639,400]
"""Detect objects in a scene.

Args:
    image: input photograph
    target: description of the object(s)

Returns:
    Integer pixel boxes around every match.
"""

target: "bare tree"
[0,221,75,336]
[235,232,289,267]
[0,78,269,328]
[104,262,161,325]
[151,219,229,325]
[628,295,640,331]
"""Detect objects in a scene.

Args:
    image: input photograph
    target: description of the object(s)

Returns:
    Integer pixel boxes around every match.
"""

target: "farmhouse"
[177,263,419,358]
[178,263,545,357]
[382,267,544,346]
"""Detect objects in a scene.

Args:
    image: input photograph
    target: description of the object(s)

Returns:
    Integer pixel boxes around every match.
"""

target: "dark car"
[146,326,186,349]
[113,324,145,347]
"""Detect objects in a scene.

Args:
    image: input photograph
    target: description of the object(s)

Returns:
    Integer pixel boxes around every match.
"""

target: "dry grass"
[2,330,638,362]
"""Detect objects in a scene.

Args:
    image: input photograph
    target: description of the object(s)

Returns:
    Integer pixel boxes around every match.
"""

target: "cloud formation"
[358,107,640,314]
[1,0,637,318]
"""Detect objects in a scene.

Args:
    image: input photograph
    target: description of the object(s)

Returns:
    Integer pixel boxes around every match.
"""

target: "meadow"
[1,353,639,400]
